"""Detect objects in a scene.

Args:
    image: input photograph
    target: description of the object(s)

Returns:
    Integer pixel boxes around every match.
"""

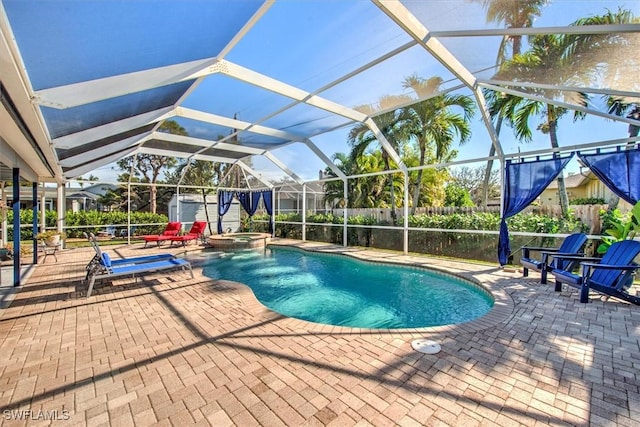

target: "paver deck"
[0,239,638,426]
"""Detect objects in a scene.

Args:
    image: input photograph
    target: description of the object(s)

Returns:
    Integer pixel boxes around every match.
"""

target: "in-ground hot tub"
[208,232,271,250]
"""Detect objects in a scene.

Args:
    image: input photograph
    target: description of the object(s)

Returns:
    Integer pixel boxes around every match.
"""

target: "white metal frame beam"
[431,24,640,38]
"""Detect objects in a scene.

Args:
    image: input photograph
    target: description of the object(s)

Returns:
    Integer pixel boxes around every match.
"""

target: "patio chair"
[550,240,640,305]
[170,221,207,247]
[142,222,182,248]
[84,233,176,278]
[520,233,587,284]
[86,252,194,297]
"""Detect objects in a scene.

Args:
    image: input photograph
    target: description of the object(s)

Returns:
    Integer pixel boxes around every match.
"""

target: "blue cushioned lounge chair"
[520,233,587,284]
[84,233,176,279]
[86,252,194,297]
[551,240,640,305]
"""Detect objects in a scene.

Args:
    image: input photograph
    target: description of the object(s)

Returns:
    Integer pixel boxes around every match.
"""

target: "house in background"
[2,182,117,212]
[539,171,619,206]
[67,183,118,212]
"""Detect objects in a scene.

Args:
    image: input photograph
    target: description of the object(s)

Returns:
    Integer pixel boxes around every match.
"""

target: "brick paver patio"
[0,239,638,426]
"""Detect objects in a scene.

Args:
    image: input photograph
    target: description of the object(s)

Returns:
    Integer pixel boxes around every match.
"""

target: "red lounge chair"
[170,221,207,247]
[142,222,182,248]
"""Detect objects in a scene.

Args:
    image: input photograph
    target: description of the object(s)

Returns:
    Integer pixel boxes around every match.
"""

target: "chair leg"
[540,268,547,284]
[579,282,590,303]
[554,280,563,292]
[523,267,528,277]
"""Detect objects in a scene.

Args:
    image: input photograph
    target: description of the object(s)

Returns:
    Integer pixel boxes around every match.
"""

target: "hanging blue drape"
[577,146,640,205]
[236,191,261,216]
[236,191,252,215]
[251,191,261,214]
[217,190,235,234]
[498,154,574,265]
[262,190,273,234]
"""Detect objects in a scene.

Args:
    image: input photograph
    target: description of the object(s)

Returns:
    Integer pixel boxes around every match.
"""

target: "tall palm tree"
[348,95,411,221]
[497,8,638,216]
[478,0,548,206]
[402,75,475,214]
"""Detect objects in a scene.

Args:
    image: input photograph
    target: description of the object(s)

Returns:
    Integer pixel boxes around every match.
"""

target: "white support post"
[176,186,181,224]
[403,171,409,255]
[39,183,46,234]
[302,184,306,241]
[56,183,65,248]
[271,188,276,237]
[343,179,348,247]
[127,183,132,244]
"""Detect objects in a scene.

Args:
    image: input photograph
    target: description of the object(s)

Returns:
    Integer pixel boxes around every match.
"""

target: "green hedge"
[247,211,587,264]
[5,210,169,239]
[249,211,585,235]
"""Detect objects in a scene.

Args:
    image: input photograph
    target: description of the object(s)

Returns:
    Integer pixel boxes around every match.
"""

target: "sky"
[49,0,639,185]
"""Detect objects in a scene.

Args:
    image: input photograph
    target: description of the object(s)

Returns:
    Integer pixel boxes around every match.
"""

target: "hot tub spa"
[208,232,271,250]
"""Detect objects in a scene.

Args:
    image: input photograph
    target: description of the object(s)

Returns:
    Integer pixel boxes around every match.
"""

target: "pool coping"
[198,239,515,338]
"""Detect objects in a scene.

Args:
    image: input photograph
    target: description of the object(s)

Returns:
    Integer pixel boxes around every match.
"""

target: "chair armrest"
[522,246,559,253]
[552,255,600,263]
[580,262,640,270]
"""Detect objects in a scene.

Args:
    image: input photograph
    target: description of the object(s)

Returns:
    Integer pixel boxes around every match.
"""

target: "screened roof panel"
[1,0,639,185]
[3,0,263,90]
[226,0,412,91]
[402,0,639,32]
[143,139,202,155]
[199,148,250,160]
[319,44,461,114]
[261,103,353,136]
[57,124,155,161]
[171,117,235,142]
[181,73,295,122]
[42,81,194,139]
[236,130,290,146]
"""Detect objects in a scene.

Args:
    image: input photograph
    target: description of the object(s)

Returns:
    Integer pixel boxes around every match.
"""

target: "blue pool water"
[202,247,494,329]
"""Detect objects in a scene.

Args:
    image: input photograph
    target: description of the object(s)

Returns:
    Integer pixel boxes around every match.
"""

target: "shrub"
[571,197,605,205]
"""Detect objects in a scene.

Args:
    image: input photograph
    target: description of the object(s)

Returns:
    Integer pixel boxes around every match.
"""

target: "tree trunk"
[481,116,503,207]
[548,114,569,216]
[150,184,157,214]
[411,146,427,215]
[383,155,397,223]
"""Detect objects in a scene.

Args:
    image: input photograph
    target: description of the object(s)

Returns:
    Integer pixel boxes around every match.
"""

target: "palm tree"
[402,75,475,214]
[323,152,396,209]
[478,0,548,206]
[497,9,638,216]
[348,96,411,221]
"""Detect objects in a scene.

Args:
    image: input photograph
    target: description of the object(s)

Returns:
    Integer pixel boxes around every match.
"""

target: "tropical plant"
[36,230,67,240]
[597,201,640,254]
[348,95,411,222]
[496,8,638,217]
[402,75,475,213]
[477,0,548,206]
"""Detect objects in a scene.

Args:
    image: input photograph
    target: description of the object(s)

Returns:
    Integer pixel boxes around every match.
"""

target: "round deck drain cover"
[411,339,441,354]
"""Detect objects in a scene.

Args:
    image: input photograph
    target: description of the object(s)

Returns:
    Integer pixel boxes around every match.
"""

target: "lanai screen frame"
[0,0,639,270]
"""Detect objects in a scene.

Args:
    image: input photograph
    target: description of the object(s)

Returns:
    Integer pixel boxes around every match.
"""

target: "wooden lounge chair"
[170,221,207,247]
[142,222,182,248]
[550,240,640,305]
[86,252,194,297]
[520,233,587,284]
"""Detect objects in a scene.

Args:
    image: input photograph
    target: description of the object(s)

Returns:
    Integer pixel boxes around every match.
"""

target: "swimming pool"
[202,247,494,329]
